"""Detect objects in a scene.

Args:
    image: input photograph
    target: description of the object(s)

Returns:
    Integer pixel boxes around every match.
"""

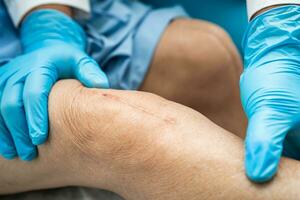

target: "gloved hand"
[0,9,109,161]
[241,5,300,182]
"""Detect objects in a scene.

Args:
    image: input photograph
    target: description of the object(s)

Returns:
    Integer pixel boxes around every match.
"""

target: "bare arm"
[0,80,300,199]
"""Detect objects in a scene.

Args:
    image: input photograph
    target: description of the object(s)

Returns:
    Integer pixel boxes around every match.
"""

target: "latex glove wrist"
[21,9,85,52]
[241,5,300,182]
[19,9,105,80]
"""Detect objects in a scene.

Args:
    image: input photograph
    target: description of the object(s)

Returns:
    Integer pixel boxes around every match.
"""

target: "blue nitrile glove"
[0,9,109,161]
[241,5,300,182]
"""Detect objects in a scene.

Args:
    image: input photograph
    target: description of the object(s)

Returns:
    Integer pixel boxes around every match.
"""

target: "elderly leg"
[140,19,246,137]
[0,80,299,199]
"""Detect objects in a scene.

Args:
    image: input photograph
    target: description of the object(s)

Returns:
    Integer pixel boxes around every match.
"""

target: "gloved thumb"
[75,56,110,89]
[245,109,290,183]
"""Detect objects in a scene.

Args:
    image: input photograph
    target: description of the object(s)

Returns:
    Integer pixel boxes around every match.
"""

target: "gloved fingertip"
[81,73,110,89]
[91,74,110,89]
[245,163,276,183]
[245,141,280,183]
[77,58,110,89]
[20,150,38,161]
[1,151,17,160]
[30,131,48,145]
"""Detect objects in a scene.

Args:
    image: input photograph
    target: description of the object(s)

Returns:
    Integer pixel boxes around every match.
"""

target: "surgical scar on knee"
[100,92,177,125]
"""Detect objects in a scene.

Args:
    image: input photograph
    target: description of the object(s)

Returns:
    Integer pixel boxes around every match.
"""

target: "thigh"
[140,19,247,137]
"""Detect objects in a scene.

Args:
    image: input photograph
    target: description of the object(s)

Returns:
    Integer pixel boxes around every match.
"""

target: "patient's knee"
[48,80,122,154]
[48,80,182,170]
[160,19,242,84]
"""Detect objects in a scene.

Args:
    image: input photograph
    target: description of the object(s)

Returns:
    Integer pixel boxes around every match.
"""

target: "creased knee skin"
[51,81,251,200]
[0,79,190,195]
[49,80,195,187]
[53,81,292,200]
[49,80,248,200]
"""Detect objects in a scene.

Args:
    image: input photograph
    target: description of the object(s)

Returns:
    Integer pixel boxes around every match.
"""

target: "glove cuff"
[243,5,300,68]
[20,9,86,53]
